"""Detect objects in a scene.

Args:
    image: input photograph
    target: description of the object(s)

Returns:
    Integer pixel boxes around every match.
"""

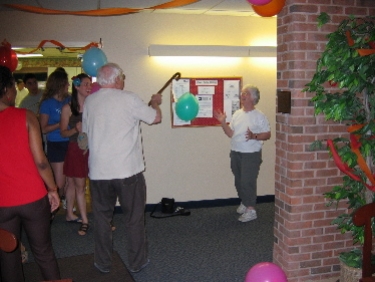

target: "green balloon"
[175,92,199,121]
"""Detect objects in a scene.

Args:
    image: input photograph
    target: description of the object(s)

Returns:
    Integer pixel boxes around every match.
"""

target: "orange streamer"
[347,125,375,191]
[13,40,99,55]
[4,5,140,16]
[347,124,364,132]
[357,49,375,56]
[4,0,200,16]
[346,30,354,47]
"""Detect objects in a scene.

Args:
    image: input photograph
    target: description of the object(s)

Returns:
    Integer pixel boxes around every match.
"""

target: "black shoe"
[129,259,150,273]
[94,262,110,273]
[50,208,59,223]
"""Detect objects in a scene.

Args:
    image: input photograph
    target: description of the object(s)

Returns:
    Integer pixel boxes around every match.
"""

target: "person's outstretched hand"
[213,109,227,124]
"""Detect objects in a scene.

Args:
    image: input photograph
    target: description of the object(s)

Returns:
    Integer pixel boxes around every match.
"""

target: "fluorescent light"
[249,46,276,57]
[148,45,276,57]
[16,54,43,58]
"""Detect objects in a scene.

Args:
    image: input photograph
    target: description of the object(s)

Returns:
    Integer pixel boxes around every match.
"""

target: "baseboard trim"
[114,195,275,213]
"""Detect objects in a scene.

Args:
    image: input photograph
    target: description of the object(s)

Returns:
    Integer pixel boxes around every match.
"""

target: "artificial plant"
[304,13,375,268]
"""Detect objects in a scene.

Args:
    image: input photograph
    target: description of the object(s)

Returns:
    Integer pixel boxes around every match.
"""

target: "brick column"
[274,1,374,281]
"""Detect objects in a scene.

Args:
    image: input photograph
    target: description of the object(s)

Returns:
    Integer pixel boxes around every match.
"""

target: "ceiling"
[3,0,259,58]
[0,0,257,17]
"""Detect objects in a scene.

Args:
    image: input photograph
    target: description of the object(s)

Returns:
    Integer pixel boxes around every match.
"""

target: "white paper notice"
[224,99,232,123]
[224,80,240,100]
[196,95,213,118]
[197,86,215,95]
[172,79,190,100]
[195,80,218,86]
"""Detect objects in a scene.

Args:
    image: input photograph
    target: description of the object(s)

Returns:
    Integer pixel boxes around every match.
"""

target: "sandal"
[21,250,28,263]
[21,243,28,263]
[78,223,89,236]
[110,220,116,232]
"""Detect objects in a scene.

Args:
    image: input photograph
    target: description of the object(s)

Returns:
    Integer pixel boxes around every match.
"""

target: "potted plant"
[304,13,375,281]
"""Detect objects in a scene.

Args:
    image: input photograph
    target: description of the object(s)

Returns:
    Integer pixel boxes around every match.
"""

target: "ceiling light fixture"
[16,53,43,58]
[148,45,276,57]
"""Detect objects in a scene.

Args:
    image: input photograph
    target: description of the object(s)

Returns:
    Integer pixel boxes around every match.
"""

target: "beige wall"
[2,11,276,204]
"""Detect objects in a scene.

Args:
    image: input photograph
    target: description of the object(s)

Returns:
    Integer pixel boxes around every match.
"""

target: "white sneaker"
[238,209,257,222]
[62,198,67,210]
[236,203,247,214]
[62,198,76,212]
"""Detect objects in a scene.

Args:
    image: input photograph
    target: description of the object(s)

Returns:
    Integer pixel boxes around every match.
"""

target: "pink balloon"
[90,82,101,94]
[247,0,272,6]
[245,262,287,282]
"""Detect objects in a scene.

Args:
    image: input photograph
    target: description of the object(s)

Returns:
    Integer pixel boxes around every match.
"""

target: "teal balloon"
[175,93,199,121]
[81,47,108,77]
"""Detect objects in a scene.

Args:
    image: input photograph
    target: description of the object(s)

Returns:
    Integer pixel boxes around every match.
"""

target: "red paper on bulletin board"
[171,77,242,128]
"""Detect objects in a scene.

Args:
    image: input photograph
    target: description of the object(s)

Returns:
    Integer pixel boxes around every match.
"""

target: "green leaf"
[317,12,330,28]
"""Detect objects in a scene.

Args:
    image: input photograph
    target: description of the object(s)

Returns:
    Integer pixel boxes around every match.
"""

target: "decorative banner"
[252,0,285,17]
[4,0,199,16]
[13,40,100,55]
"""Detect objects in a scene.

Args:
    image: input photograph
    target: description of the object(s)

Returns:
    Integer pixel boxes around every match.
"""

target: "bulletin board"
[171,77,242,128]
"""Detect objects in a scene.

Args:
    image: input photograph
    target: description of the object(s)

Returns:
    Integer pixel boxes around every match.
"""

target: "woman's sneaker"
[61,197,67,209]
[61,197,76,212]
[238,209,257,222]
[236,203,247,214]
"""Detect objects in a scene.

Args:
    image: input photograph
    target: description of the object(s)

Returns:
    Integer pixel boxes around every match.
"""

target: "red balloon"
[0,46,12,70]
[9,49,18,72]
[252,0,286,17]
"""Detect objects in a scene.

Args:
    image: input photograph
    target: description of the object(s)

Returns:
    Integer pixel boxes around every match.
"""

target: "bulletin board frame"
[170,76,242,128]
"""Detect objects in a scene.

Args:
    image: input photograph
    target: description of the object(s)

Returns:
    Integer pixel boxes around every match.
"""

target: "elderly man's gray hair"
[242,84,260,105]
[97,63,123,86]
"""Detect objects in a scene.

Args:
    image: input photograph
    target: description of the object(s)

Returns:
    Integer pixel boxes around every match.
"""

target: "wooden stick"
[157,72,181,94]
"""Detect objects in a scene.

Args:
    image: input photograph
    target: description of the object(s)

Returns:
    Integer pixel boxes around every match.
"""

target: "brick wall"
[274,0,375,281]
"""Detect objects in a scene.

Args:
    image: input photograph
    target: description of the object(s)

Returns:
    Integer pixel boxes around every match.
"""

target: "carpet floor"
[23,251,134,282]
[21,202,275,282]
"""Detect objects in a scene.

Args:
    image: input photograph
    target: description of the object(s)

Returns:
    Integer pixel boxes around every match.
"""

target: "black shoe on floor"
[94,262,110,273]
[129,259,150,273]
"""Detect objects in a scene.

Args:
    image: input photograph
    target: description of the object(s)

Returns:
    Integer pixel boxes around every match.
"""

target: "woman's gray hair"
[242,84,260,105]
[97,63,123,86]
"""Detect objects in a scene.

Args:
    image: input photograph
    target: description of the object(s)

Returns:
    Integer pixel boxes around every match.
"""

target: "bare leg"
[74,177,88,225]
[65,177,79,221]
[50,162,66,197]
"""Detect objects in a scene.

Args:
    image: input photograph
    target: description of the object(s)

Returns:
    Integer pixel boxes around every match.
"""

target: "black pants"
[0,196,60,282]
[90,173,148,271]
